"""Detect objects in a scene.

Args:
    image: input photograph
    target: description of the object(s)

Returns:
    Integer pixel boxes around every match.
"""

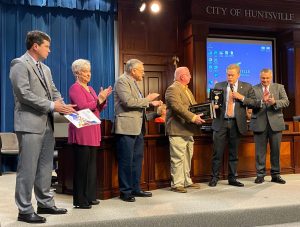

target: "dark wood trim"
[56,122,300,200]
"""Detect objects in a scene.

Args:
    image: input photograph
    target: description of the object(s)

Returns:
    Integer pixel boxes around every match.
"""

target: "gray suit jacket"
[212,81,258,135]
[114,73,150,135]
[249,83,289,132]
[165,81,198,136]
[9,52,61,134]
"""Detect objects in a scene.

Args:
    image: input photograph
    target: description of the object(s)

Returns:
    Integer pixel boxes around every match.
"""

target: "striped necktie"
[264,86,269,96]
[36,62,51,100]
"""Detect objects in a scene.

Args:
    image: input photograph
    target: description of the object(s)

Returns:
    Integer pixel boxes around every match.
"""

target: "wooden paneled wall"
[118,0,180,101]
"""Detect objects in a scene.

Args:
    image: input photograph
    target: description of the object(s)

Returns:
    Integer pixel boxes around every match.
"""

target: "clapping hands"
[263,93,275,105]
[146,93,163,107]
[98,86,113,104]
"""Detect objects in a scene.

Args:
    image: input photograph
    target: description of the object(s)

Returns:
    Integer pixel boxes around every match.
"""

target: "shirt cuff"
[50,101,55,112]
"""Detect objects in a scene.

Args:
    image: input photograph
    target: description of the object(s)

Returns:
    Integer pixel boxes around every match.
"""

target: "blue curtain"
[0,0,116,12]
[0,2,116,133]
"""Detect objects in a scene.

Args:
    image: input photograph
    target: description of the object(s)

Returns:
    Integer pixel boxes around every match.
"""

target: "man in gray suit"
[250,69,289,184]
[9,30,76,223]
[209,64,258,187]
[114,59,162,202]
[165,66,205,193]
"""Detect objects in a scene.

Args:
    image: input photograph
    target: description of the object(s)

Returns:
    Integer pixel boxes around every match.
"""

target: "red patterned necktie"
[264,86,269,96]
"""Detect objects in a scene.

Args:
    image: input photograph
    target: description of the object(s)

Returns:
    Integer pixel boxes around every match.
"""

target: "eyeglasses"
[134,68,145,73]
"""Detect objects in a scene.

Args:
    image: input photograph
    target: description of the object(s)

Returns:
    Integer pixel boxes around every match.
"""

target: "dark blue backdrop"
[0,0,116,133]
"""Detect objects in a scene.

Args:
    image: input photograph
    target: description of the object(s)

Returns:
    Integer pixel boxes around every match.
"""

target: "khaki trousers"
[169,136,194,188]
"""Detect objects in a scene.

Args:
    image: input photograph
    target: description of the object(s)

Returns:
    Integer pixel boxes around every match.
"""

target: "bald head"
[174,67,191,85]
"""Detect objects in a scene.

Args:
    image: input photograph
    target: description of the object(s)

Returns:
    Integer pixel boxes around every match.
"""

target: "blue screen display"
[206,38,273,95]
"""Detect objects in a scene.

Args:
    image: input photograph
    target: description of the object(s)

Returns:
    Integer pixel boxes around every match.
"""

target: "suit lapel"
[23,54,52,99]
[24,54,47,89]
[126,74,140,98]
[237,81,243,93]
[39,63,53,98]
[257,84,263,99]
[269,83,275,97]
[175,82,193,105]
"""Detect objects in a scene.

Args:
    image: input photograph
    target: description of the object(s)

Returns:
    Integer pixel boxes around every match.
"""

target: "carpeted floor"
[1,173,300,227]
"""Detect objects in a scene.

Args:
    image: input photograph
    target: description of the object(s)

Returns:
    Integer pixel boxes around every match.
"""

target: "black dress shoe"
[37,206,67,214]
[228,179,244,187]
[74,204,92,209]
[254,176,265,184]
[18,212,46,223]
[271,175,286,184]
[120,195,135,202]
[89,200,100,205]
[208,178,218,187]
[132,191,152,197]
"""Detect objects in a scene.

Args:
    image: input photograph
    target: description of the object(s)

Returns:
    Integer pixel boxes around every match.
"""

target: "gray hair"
[124,59,143,74]
[226,64,240,74]
[260,68,272,75]
[71,59,91,77]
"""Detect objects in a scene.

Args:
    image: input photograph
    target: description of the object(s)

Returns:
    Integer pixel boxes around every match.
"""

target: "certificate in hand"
[64,109,101,128]
[189,102,216,120]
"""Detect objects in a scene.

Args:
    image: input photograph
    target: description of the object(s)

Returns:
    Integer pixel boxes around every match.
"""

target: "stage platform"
[1,173,300,227]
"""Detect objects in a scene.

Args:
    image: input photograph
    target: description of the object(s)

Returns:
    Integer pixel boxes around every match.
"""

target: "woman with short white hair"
[68,59,112,209]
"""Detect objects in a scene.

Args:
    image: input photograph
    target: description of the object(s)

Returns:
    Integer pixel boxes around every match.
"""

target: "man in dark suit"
[209,64,258,187]
[10,30,76,223]
[250,69,289,184]
[114,59,162,202]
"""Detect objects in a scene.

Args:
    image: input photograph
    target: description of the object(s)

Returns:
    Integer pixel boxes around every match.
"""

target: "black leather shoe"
[89,200,100,205]
[271,175,286,184]
[18,212,46,223]
[74,204,92,209]
[37,206,67,214]
[254,176,265,184]
[120,195,135,202]
[228,179,244,187]
[132,191,152,197]
[208,178,218,187]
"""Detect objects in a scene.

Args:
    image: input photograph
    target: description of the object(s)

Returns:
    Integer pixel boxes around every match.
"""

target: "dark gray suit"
[10,52,61,214]
[211,81,258,180]
[249,83,289,177]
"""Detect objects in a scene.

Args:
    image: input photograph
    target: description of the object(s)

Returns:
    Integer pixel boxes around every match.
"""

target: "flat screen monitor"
[206,37,274,95]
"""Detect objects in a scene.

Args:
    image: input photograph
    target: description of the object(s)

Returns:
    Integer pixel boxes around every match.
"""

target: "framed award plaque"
[188,102,216,120]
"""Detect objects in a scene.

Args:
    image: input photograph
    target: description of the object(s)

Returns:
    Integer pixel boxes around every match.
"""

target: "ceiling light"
[150,1,161,13]
[139,2,146,12]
